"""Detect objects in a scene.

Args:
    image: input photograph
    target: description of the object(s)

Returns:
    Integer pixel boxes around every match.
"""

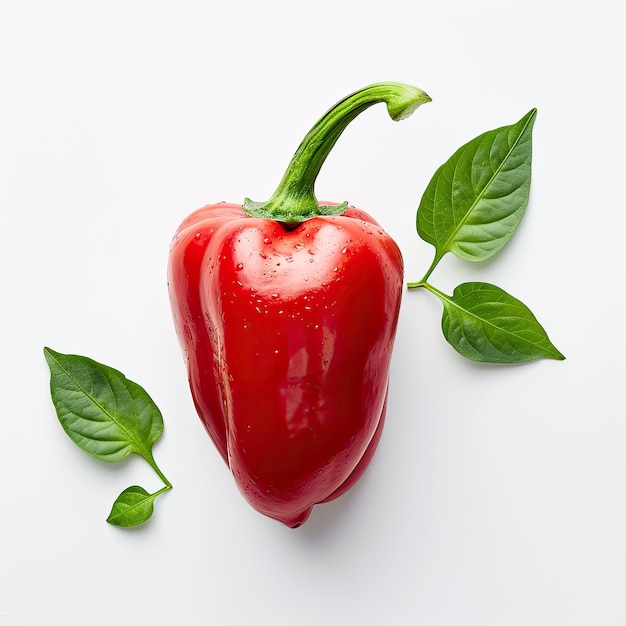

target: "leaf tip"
[43,346,58,368]
[544,340,565,361]
[523,107,538,128]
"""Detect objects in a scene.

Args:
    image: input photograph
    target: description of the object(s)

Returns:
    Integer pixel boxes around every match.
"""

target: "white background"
[1,1,623,625]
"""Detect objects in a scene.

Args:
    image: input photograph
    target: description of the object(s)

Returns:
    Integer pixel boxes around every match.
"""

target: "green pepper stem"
[243,82,431,223]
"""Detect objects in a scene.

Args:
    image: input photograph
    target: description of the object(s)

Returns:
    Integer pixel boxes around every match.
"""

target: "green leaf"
[106,486,157,527]
[417,109,536,263]
[43,347,164,464]
[434,282,564,363]
[44,347,172,527]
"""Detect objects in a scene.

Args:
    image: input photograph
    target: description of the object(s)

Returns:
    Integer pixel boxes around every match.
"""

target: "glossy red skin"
[168,202,403,527]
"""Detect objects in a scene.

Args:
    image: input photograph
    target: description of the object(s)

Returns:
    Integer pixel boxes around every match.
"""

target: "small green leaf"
[417,109,536,263]
[43,347,163,463]
[434,282,564,363]
[106,486,157,527]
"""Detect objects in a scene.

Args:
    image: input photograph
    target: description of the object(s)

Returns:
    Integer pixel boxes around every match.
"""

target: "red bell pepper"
[168,82,430,527]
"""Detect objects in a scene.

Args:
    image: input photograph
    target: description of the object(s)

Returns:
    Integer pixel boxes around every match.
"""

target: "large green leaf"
[44,348,164,463]
[417,109,536,263]
[436,282,564,363]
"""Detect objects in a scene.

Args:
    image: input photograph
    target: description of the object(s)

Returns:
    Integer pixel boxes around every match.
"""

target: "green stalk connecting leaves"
[44,347,172,527]
[408,109,564,363]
